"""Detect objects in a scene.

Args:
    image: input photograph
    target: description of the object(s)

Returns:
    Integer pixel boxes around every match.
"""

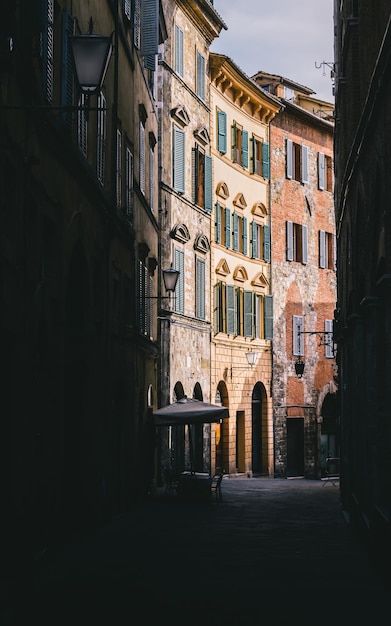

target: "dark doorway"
[251,384,263,475]
[287,418,304,477]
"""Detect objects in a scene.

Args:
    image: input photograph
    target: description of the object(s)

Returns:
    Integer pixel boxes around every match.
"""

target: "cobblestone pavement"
[3,477,391,625]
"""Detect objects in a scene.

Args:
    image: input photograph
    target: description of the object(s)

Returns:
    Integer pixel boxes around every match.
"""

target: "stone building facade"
[156,0,226,479]
[333,0,391,578]
[209,54,281,476]
[253,72,337,479]
[1,0,163,551]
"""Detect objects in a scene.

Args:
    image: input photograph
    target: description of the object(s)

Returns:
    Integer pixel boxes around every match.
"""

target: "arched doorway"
[215,382,228,474]
[251,382,268,475]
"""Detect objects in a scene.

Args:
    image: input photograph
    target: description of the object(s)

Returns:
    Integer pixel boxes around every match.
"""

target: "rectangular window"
[192,145,212,210]
[232,212,247,255]
[251,136,270,178]
[217,110,227,154]
[149,147,154,212]
[125,147,134,220]
[196,257,205,319]
[319,230,336,270]
[215,202,230,246]
[214,282,226,334]
[196,51,205,100]
[286,139,309,183]
[173,126,185,193]
[139,121,145,194]
[137,260,153,338]
[318,152,333,192]
[96,92,106,184]
[286,221,308,264]
[232,123,248,168]
[174,24,184,77]
[174,248,185,314]
[251,222,270,261]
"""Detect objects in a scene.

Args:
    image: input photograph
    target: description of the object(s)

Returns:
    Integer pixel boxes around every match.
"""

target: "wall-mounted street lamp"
[230,350,258,378]
[162,267,180,295]
[69,18,112,96]
[0,17,111,112]
[141,267,180,300]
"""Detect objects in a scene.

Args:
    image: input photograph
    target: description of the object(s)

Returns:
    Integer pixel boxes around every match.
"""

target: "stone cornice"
[210,53,282,123]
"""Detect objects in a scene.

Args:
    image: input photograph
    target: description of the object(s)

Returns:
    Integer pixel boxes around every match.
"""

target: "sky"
[210,0,335,103]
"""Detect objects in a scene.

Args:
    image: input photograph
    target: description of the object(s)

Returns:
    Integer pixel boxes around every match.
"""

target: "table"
[178,472,211,501]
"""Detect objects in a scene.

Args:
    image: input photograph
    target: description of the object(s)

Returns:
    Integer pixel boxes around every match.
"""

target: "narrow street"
[3,477,390,625]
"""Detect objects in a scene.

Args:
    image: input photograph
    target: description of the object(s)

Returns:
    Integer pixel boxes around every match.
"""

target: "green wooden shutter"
[141,0,158,59]
[243,217,248,256]
[262,142,270,179]
[225,208,231,248]
[174,248,185,313]
[196,257,205,319]
[264,295,273,340]
[231,123,237,161]
[242,130,249,168]
[263,225,270,262]
[226,285,236,335]
[175,24,184,76]
[244,290,253,337]
[215,202,221,244]
[214,283,221,333]
[217,111,227,154]
[251,221,257,258]
[204,155,212,211]
[173,127,185,193]
[250,136,256,174]
[232,212,238,251]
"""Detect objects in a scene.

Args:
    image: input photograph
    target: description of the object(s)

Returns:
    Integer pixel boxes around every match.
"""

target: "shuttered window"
[139,121,145,194]
[286,139,309,183]
[286,221,308,264]
[196,257,205,319]
[226,285,236,335]
[125,147,134,220]
[196,51,205,100]
[173,127,185,193]
[141,0,158,70]
[217,110,227,154]
[174,248,185,314]
[175,25,184,77]
[264,295,273,340]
